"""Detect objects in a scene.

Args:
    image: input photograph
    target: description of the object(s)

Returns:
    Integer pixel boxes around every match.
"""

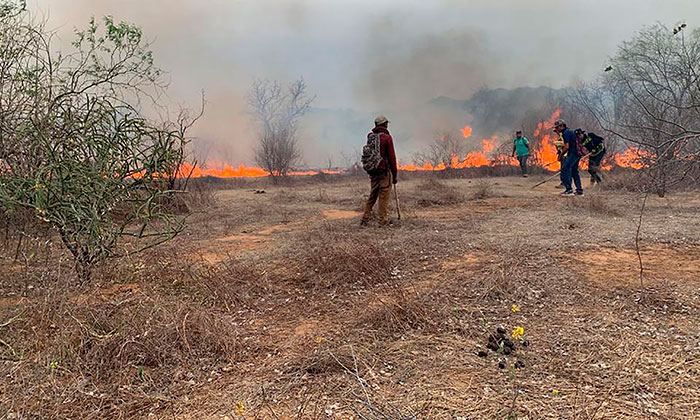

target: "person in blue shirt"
[511,130,530,177]
[553,119,583,197]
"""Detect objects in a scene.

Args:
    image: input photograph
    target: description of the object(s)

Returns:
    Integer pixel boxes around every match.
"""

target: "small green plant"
[136,365,145,382]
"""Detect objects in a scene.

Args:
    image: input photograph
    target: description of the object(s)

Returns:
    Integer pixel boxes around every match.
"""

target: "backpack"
[361,132,384,173]
[574,133,587,156]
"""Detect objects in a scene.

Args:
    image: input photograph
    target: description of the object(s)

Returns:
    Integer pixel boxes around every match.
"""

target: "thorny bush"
[0,1,201,282]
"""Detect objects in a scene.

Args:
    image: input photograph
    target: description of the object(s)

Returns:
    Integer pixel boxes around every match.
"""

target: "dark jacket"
[581,132,605,156]
[371,126,398,181]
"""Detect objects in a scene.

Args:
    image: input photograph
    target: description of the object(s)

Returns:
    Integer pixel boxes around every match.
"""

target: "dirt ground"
[1,174,699,419]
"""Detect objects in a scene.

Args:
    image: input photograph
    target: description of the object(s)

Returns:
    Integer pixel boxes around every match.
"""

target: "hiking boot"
[560,191,575,197]
[522,174,528,178]
[360,219,368,227]
[575,192,585,197]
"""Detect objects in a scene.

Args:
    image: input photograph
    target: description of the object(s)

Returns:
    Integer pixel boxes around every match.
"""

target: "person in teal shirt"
[511,130,530,177]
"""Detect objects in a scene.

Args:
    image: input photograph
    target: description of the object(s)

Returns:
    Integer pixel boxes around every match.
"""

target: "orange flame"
[166,112,649,177]
[534,109,562,171]
[614,147,647,169]
[180,162,268,178]
[174,162,340,178]
[399,134,513,171]
[461,125,473,139]
[482,136,497,154]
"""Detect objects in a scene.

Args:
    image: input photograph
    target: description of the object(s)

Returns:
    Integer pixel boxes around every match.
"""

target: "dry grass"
[175,257,265,310]
[292,229,396,290]
[1,175,699,419]
[599,169,646,192]
[354,282,432,335]
[471,178,494,200]
[565,193,623,216]
[413,178,464,207]
[1,291,245,418]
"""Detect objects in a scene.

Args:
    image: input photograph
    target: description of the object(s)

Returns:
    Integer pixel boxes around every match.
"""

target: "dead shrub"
[180,258,265,310]
[1,295,245,418]
[282,342,353,377]
[294,232,395,290]
[414,178,464,207]
[355,284,431,334]
[599,170,647,193]
[471,179,493,200]
[566,194,622,216]
[185,180,218,209]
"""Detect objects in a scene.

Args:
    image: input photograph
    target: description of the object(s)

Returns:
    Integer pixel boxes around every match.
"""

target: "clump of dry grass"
[272,189,302,203]
[599,170,645,192]
[471,179,493,200]
[1,291,247,418]
[566,194,622,216]
[283,225,402,292]
[316,187,332,203]
[179,257,266,310]
[157,180,219,215]
[0,207,53,263]
[282,341,354,377]
[355,283,431,334]
[296,235,394,290]
[413,178,464,207]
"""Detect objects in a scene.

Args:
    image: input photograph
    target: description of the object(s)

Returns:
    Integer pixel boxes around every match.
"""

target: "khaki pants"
[362,171,392,224]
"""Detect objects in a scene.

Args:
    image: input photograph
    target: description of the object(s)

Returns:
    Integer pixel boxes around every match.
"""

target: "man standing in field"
[511,130,530,177]
[554,119,583,197]
[360,115,398,226]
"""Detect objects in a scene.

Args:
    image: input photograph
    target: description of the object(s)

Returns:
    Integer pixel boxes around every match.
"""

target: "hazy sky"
[32,0,697,164]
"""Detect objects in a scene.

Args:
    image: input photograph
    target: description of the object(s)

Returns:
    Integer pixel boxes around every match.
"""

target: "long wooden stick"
[532,153,591,189]
[393,184,401,220]
[541,159,560,168]
[531,171,561,189]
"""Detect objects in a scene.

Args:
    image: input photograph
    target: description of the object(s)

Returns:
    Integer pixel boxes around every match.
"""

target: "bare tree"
[340,148,362,175]
[248,78,315,182]
[572,23,700,196]
[414,131,466,172]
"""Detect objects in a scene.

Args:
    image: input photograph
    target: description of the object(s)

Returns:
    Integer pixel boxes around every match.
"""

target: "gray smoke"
[32,0,698,166]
